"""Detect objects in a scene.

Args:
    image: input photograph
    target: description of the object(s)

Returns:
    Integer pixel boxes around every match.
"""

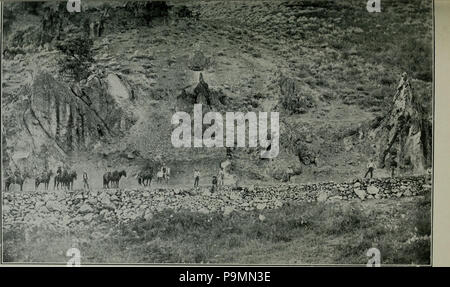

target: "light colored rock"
[223,206,234,216]
[38,206,49,213]
[274,199,283,208]
[328,196,341,202]
[354,189,366,200]
[3,205,10,213]
[79,203,93,214]
[256,203,266,210]
[367,186,379,195]
[198,207,210,214]
[317,193,328,202]
[84,213,94,222]
[46,200,63,212]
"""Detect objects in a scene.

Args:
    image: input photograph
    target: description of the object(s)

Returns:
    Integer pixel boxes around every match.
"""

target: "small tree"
[56,36,94,82]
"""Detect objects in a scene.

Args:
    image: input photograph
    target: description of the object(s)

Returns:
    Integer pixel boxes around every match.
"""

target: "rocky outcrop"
[176,73,226,111]
[28,71,136,153]
[3,176,430,231]
[370,73,432,172]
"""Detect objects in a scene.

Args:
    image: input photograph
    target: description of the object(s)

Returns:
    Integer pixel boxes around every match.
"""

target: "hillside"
[1,0,433,189]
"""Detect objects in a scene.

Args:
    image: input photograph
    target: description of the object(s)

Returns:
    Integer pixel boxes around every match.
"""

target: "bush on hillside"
[279,77,317,114]
[56,36,94,82]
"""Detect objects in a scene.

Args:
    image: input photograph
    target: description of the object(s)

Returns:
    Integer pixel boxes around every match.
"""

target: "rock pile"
[3,176,430,231]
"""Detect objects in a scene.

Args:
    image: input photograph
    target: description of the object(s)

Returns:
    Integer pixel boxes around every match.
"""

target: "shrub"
[56,36,94,81]
[279,77,317,114]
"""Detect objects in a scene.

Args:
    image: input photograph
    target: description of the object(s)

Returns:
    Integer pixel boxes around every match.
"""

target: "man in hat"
[364,158,376,179]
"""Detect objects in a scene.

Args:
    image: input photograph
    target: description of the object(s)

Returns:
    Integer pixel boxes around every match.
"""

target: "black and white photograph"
[1,0,433,265]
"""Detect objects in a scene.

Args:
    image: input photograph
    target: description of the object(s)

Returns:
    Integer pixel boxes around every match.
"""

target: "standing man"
[218,168,225,186]
[364,158,376,179]
[194,169,200,187]
[211,176,218,193]
[162,163,167,181]
[390,156,398,178]
[55,166,62,189]
[285,165,294,182]
[82,171,90,190]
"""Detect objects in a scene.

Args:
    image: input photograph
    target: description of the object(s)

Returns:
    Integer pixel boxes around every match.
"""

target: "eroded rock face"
[371,73,432,172]
[28,71,136,153]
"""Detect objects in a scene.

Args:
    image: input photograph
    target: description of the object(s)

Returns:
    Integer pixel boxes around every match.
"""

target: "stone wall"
[2,176,430,231]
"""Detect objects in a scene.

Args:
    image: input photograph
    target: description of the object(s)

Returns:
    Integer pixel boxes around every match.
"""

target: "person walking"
[194,169,200,187]
[364,158,376,179]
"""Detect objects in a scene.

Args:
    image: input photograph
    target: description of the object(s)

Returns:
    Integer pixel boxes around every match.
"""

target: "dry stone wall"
[2,176,430,231]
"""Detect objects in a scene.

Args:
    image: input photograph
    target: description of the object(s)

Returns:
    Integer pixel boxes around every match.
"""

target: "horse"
[137,168,153,187]
[54,173,63,190]
[35,170,53,190]
[54,170,76,190]
[5,173,28,192]
[64,171,77,190]
[110,170,127,188]
[103,170,126,188]
[103,172,112,189]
